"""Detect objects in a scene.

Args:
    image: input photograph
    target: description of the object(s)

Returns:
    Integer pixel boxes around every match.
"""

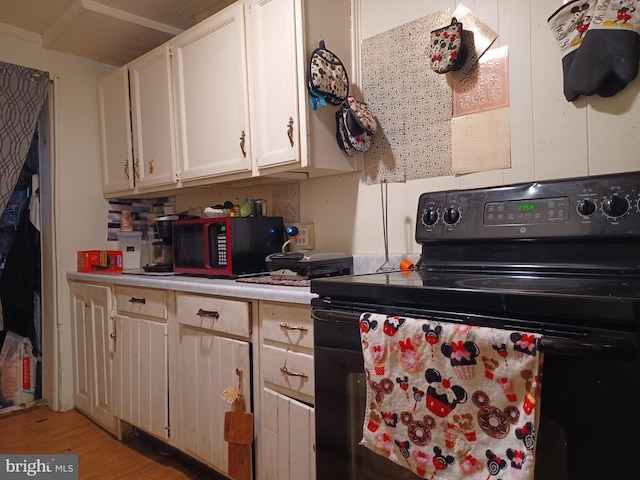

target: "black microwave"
[172,216,284,277]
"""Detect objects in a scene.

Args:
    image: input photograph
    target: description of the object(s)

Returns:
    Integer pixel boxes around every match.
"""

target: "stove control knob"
[602,195,629,218]
[421,207,438,226]
[443,207,461,225]
[577,199,597,216]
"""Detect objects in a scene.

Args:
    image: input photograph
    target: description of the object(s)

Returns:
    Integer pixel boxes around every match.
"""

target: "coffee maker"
[143,215,177,272]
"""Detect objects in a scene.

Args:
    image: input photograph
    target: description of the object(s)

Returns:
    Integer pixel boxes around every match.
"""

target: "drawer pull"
[128,297,146,305]
[279,323,308,332]
[280,366,308,379]
[197,309,220,319]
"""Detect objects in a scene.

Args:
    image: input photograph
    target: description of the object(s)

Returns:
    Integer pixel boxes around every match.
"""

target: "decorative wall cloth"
[362,10,453,185]
[360,312,543,480]
[0,61,49,214]
[361,4,500,184]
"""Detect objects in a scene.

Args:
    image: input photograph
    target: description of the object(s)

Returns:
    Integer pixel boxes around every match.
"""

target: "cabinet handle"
[239,130,246,158]
[197,308,219,319]
[149,158,154,174]
[134,159,140,179]
[124,161,130,179]
[287,117,294,147]
[128,297,146,305]
[110,332,117,339]
[280,366,308,379]
[279,323,308,332]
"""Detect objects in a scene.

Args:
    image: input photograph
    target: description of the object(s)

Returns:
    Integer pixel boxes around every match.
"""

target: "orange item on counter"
[399,258,414,271]
[77,250,123,273]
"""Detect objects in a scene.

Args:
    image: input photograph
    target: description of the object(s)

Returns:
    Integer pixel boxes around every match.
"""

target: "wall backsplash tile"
[107,197,173,241]
[352,253,421,274]
[272,181,300,225]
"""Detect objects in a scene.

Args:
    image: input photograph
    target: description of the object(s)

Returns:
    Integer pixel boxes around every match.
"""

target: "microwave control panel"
[213,224,228,267]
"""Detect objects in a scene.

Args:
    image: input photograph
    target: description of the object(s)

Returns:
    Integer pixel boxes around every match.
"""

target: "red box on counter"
[77,250,123,273]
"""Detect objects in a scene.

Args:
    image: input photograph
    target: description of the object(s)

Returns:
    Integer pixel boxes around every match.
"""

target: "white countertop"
[67,271,316,305]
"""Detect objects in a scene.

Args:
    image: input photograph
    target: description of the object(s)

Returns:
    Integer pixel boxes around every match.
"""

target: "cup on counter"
[254,199,267,216]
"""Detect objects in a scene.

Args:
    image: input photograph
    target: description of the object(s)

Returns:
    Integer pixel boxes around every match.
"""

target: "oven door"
[313,309,417,479]
[313,305,640,480]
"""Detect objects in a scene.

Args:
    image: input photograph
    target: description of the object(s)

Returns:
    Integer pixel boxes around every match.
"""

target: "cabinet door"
[113,315,168,440]
[129,45,178,190]
[86,284,117,433]
[70,282,92,415]
[172,2,252,181]
[260,388,315,480]
[175,323,251,475]
[250,0,301,169]
[97,67,134,194]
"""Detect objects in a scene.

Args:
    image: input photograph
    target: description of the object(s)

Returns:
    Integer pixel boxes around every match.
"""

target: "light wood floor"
[0,406,226,479]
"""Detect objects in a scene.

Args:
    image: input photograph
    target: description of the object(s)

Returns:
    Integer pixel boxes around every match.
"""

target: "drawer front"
[176,292,250,339]
[116,285,167,320]
[261,344,314,401]
[260,301,313,350]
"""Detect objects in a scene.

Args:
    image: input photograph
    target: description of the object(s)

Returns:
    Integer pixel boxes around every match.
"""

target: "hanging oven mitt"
[566,0,640,98]
[344,97,377,135]
[548,0,596,101]
[308,40,349,110]
[429,17,466,74]
[335,111,357,157]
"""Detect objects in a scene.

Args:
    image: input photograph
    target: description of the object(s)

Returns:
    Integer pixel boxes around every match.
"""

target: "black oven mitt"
[566,0,640,98]
[548,1,596,101]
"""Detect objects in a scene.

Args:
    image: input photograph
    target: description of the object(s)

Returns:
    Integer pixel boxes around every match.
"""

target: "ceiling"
[0,0,234,66]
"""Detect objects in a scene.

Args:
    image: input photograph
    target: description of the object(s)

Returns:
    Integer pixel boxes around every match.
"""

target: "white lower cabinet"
[113,315,168,440]
[69,282,120,436]
[257,301,315,480]
[70,279,319,479]
[260,388,315,480]
[172,292,252,477]
[113,286,170,440]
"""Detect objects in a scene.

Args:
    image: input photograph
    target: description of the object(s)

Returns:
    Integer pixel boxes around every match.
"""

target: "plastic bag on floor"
[0,331,37,406]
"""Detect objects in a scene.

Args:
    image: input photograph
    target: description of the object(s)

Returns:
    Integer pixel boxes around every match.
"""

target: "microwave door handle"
[539,336,637,361]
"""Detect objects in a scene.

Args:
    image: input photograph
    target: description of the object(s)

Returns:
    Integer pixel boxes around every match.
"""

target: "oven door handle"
[312,309,638,361]
[311,308,360,323]
[538,336,637,361]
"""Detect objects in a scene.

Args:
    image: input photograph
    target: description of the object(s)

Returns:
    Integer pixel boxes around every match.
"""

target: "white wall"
[301,0,640,257]
[0,28,113,410]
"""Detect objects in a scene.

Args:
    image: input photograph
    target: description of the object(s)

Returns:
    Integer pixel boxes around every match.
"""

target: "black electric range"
[311,172,640,480]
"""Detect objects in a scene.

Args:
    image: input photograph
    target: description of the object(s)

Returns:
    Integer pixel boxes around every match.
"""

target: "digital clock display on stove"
[484,196,569,226]
[518,203,535,211]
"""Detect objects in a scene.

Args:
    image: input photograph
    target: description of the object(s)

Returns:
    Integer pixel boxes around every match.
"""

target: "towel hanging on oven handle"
[311,308,637,360]
[538,336,637,361]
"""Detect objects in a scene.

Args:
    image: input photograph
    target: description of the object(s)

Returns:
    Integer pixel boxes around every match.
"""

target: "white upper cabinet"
[97,67,134,195]
[129,45,178,190]
[172,2,252,183]
[249,0,359,177]
[96,0,359,198]
[250,0,300,169]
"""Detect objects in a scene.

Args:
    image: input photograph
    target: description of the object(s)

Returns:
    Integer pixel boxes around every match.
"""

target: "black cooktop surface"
[311,268,640,330]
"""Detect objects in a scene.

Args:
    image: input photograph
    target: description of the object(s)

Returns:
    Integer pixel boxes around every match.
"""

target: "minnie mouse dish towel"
[360,313,543,480]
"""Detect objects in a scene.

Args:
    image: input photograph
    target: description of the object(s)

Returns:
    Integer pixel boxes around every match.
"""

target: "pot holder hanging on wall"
[336,111,358,157]
[335,97,377,155]
[308,40,349,110]
[345,97,378,135]
[429,17,467,74]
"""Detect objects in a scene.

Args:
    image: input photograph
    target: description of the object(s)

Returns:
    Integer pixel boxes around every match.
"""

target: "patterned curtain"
[0,61,49,213]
